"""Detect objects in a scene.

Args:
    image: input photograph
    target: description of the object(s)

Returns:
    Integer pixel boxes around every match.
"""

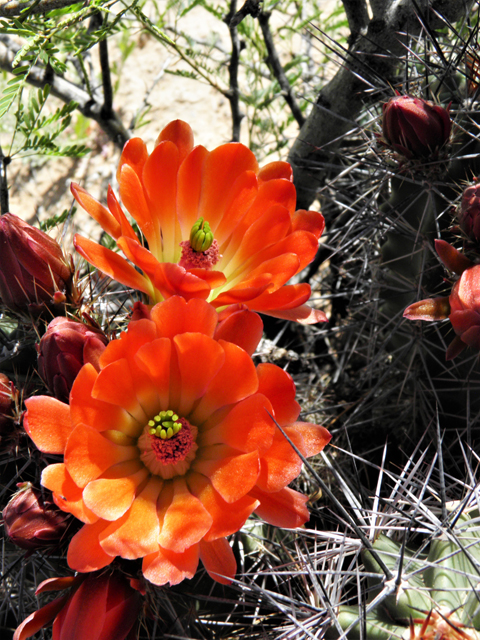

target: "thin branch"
[0,0,79,17]
[95,13,114,119]
[0,145,9,215]
[164,23,273,81]
[225,0,244,142]
[99,37,113,117]
[257,10,305,128]
[130,5,226,95]
[229,0,261,28]
[0,36,129,148]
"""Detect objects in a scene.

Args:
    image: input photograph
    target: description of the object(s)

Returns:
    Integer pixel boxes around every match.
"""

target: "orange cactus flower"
[71,120,326,324]
[24,297,331,587]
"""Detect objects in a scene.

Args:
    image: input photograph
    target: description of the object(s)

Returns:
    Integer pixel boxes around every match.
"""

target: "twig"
[164,23,273,81]
[130,5,226,95]
[0,36,129,148]
[258,10,305,128]
[96,14,114,119]
[0,144,9,214]
[225,0,244,141]
[0,0,79,17]
[229,0,261,29]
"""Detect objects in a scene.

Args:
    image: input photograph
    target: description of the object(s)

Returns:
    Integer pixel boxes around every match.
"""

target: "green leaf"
[39,208,74,232]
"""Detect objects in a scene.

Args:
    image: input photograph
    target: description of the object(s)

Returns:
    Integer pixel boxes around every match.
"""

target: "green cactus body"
[333,511,480,639]
[424,537,478,612]
[334,605,408,639]
[362,535,432,622]
[463,588,480,630]
[380,177,442,323]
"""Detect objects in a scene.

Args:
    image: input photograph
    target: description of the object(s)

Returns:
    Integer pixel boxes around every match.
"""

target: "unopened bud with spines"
[2,483,69,551]
[37,317,108,402]
[382,95,451,160]
[0,213,73,314]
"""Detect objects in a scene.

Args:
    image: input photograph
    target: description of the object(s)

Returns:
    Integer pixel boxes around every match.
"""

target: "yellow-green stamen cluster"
[190,217,214,252]
[148,410,182,440]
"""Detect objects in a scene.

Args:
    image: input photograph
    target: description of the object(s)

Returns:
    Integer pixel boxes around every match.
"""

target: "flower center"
[138,414,198,479]
[178,217,221,270]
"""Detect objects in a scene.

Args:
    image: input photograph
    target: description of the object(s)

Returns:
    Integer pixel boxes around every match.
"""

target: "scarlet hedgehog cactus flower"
[23,296,331,586]
[403,240,480,360]
[0,213,73,314]
[71,120,326,324]
[14,570,144,640]
[382,95,451,160]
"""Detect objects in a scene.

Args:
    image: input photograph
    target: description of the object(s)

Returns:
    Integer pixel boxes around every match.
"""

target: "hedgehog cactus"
[378,96,453,328]
[379,177,444,322]
[332,508,480,639]
[375,87,480,431]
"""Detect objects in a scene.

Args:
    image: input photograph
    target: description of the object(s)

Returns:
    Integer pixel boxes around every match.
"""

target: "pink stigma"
[149,418,194,464]
[178,239,221,270]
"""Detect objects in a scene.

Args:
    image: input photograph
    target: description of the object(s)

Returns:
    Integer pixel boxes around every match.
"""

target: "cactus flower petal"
[435,239,474,275]
[403,297,451,321]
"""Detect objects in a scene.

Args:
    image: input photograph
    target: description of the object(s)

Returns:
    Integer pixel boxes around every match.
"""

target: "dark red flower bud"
[382,95,451,159]
[0,213,73,314]
[0,373,16,435]
[14,571,144,640]
[2,483,69,551]
[458,181,480,242]
[38,317,108,402]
